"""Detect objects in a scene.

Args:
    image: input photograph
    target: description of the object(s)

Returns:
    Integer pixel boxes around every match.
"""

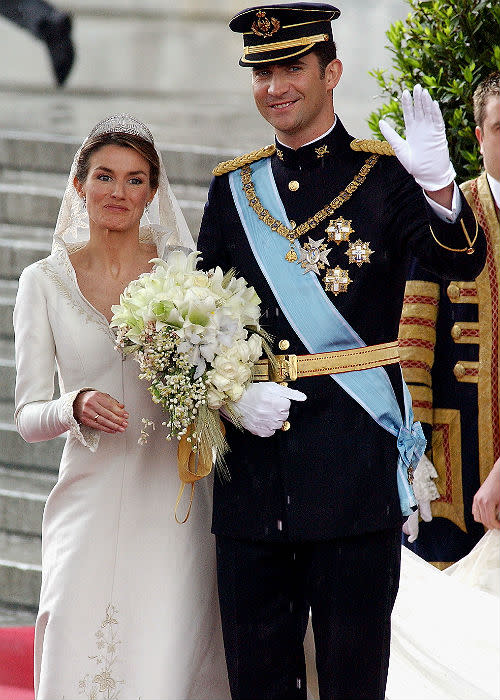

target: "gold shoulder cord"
[350,138,395,156]
[212,144,276,176]
[240,154,379,244]
[429,217,479,254]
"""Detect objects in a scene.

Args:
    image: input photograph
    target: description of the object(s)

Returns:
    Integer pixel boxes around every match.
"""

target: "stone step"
[0,602,37,626]
[0,404,62,474]
[0,357,15,401]
[0,297,15,341]
[0,233,51,280]
[0,531,41,608]
[0,11,246,99]
[0,131,233,186]
[0,466,54,536]
[0,338,13,359]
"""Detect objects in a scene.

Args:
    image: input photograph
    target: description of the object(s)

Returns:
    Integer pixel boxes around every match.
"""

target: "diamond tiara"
[87,114,154,145]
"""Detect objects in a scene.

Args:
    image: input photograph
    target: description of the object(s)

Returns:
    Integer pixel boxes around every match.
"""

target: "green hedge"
[368,0,500,182]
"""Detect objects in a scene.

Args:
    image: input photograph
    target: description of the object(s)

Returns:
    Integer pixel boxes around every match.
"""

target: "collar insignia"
[315,144,329,159]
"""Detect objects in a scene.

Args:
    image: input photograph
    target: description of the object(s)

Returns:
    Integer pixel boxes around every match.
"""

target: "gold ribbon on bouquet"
[175,412,227,524]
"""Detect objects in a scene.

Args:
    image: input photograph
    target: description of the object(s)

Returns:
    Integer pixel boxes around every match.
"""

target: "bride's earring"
[144,202,154,234]
[81,195,86,212]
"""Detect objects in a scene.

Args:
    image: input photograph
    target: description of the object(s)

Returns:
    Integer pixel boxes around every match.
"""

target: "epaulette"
[212,144,276,176]
[350,138,395,156]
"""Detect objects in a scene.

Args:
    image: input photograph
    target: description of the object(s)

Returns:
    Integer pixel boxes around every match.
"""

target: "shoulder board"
[212,144,276,176]
[350,138,395,156]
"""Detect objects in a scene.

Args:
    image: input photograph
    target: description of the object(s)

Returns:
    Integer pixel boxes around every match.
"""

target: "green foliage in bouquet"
[368,0,500,183]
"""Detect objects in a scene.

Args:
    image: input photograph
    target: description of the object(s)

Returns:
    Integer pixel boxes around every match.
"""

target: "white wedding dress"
[14,231,230,700]
[305,531,500,700]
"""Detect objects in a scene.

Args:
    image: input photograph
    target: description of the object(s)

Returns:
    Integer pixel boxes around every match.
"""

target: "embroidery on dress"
[38,259,109,333]
[60,389,100,452]
[78,604,125,699]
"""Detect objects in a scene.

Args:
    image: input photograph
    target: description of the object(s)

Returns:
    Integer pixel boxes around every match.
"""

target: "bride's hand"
[74,390,129,433]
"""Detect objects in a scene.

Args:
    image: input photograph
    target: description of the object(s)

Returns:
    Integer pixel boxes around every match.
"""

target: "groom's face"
[251,51,342,146]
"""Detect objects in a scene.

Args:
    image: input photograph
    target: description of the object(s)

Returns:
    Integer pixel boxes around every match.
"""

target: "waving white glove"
[402,453,440,543]
[379,84,456,191]
[224,382,306,437]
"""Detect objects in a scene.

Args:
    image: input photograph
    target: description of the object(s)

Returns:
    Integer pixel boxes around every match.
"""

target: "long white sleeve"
[13,265,98,450]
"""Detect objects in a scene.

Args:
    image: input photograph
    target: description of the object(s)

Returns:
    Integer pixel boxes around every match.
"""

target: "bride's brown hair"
[75,132,160,190]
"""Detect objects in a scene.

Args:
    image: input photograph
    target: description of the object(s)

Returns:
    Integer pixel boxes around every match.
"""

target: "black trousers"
[216,527,401,700]
[0,0,64,39]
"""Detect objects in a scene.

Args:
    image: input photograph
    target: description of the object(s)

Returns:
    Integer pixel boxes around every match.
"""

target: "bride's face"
[75,144,155,235]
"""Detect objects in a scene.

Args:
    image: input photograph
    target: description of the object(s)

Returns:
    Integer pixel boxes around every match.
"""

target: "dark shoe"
[40,14,74,87]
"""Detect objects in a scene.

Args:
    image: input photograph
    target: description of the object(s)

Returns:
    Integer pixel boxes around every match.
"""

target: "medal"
[298,237,331,275]
[346,239,373,267]
[324,266,352,295]
[325,216,353,244]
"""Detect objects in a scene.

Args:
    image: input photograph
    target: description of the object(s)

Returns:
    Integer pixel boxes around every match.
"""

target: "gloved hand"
[224,382,306,437]
[402,453,440,543]
[379,84,456,191]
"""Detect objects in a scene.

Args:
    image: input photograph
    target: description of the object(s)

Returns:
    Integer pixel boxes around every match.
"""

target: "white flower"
[110,249,266,467]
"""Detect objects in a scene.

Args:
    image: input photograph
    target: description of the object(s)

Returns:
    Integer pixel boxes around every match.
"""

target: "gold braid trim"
[350,138,395,156]
[241,154,379,242]
[429,217,479,254]
[212,144,276,176]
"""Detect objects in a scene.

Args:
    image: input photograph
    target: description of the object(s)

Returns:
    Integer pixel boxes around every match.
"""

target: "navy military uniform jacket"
[198,118,486,543]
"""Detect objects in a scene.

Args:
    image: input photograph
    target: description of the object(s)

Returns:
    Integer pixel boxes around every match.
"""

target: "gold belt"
[252,341,400,382]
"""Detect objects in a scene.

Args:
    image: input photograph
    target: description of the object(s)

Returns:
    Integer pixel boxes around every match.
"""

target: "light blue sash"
[230,158,424,515]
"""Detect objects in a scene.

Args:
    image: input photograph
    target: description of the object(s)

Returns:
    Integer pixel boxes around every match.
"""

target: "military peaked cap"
[229,3,340,67]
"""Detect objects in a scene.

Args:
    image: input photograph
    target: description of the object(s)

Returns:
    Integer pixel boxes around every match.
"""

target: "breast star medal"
[346,239,374,267]
[298,237,332,275]
[325,216,354,244]
[324,266,352,295]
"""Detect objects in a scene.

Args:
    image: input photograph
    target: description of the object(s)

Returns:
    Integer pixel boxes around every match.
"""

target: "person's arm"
[472,459,500,530]
[197,176,231,272]
[13,265,100,449]
[380,85,486,277]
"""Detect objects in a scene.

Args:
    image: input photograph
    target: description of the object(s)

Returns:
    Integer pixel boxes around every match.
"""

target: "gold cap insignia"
[252,10,280,37]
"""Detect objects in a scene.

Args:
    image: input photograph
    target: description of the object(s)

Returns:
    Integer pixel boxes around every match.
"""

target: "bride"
[13,114,232,700]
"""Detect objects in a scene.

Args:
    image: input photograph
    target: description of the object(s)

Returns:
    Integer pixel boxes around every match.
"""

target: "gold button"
[451,323,462,340]
[278,339,290,351]
[288,180,299,192]
[281,420,291,432]
[447,283,460,300]
[454,363,465,379]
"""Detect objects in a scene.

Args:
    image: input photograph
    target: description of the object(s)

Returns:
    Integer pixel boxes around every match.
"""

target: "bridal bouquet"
[110,250,267,479]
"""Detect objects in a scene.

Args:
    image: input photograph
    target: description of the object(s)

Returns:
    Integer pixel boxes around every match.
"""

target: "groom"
[198,4,486,699]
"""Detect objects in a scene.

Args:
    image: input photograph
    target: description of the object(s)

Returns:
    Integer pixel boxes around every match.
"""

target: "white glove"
[402,510,420,544]
[225,382,306,437]
[379,84,456,191]
[402,453,440,542]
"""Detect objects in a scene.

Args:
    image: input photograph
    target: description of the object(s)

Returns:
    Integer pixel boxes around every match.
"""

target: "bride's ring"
[94,414,100,421]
